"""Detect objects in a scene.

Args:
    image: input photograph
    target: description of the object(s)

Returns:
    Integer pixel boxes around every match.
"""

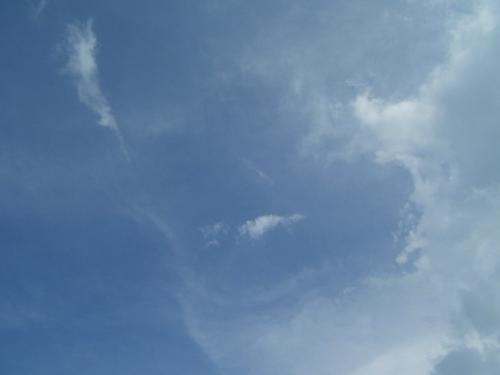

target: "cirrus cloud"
[64,19,129,159]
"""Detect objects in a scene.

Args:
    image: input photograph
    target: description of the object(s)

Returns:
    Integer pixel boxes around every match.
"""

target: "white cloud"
[351,1,500,372]
[64,19,128,158]
[238,214,304,240]
[183,1,500,374]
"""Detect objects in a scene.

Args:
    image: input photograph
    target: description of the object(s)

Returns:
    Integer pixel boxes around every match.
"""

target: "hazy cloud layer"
[6,1,500,374]
[184,1,500,374]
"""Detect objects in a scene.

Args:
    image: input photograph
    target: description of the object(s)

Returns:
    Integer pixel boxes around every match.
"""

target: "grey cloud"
[432,348,500,375]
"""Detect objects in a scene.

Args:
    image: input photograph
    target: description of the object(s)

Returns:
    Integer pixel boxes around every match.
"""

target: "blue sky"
[2,1,500,374]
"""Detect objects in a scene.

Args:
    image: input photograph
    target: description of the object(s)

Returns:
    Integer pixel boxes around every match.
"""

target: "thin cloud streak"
[64,19,129,159]
[31,0,48,19]
[241,158,275,186]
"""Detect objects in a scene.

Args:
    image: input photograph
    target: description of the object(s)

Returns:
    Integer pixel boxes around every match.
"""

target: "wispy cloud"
[31,0,48,19]
[200,221,229,247]
[239,213,304,239]
[241,158,274,186]
[64,19,129,159]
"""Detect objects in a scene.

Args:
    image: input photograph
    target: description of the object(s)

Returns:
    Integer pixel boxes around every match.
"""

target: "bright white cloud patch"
[238,214,304,239]
[343,1,500,372]
[184,1,500,374]
[64,19,128,158]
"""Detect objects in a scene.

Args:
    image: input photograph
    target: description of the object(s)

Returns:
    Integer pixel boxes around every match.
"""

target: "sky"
[2,0,500,374]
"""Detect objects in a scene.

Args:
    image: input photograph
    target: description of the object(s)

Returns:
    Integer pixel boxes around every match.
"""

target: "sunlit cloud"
[184,1,500,374]
[238,214,304,240]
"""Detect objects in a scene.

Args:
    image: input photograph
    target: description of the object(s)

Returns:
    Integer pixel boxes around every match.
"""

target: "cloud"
[183,1,500,374]
[31,0,48,19]
[350,1,500,372]
[432,347,500,375]
[184,270,447,375]
[64,19,128,158]
[238,214,304,240]
[200,222,230,247]
[241,159,274,186]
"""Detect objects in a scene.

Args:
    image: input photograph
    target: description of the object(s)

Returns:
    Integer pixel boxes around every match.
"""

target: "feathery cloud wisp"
[64,19,128,158]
